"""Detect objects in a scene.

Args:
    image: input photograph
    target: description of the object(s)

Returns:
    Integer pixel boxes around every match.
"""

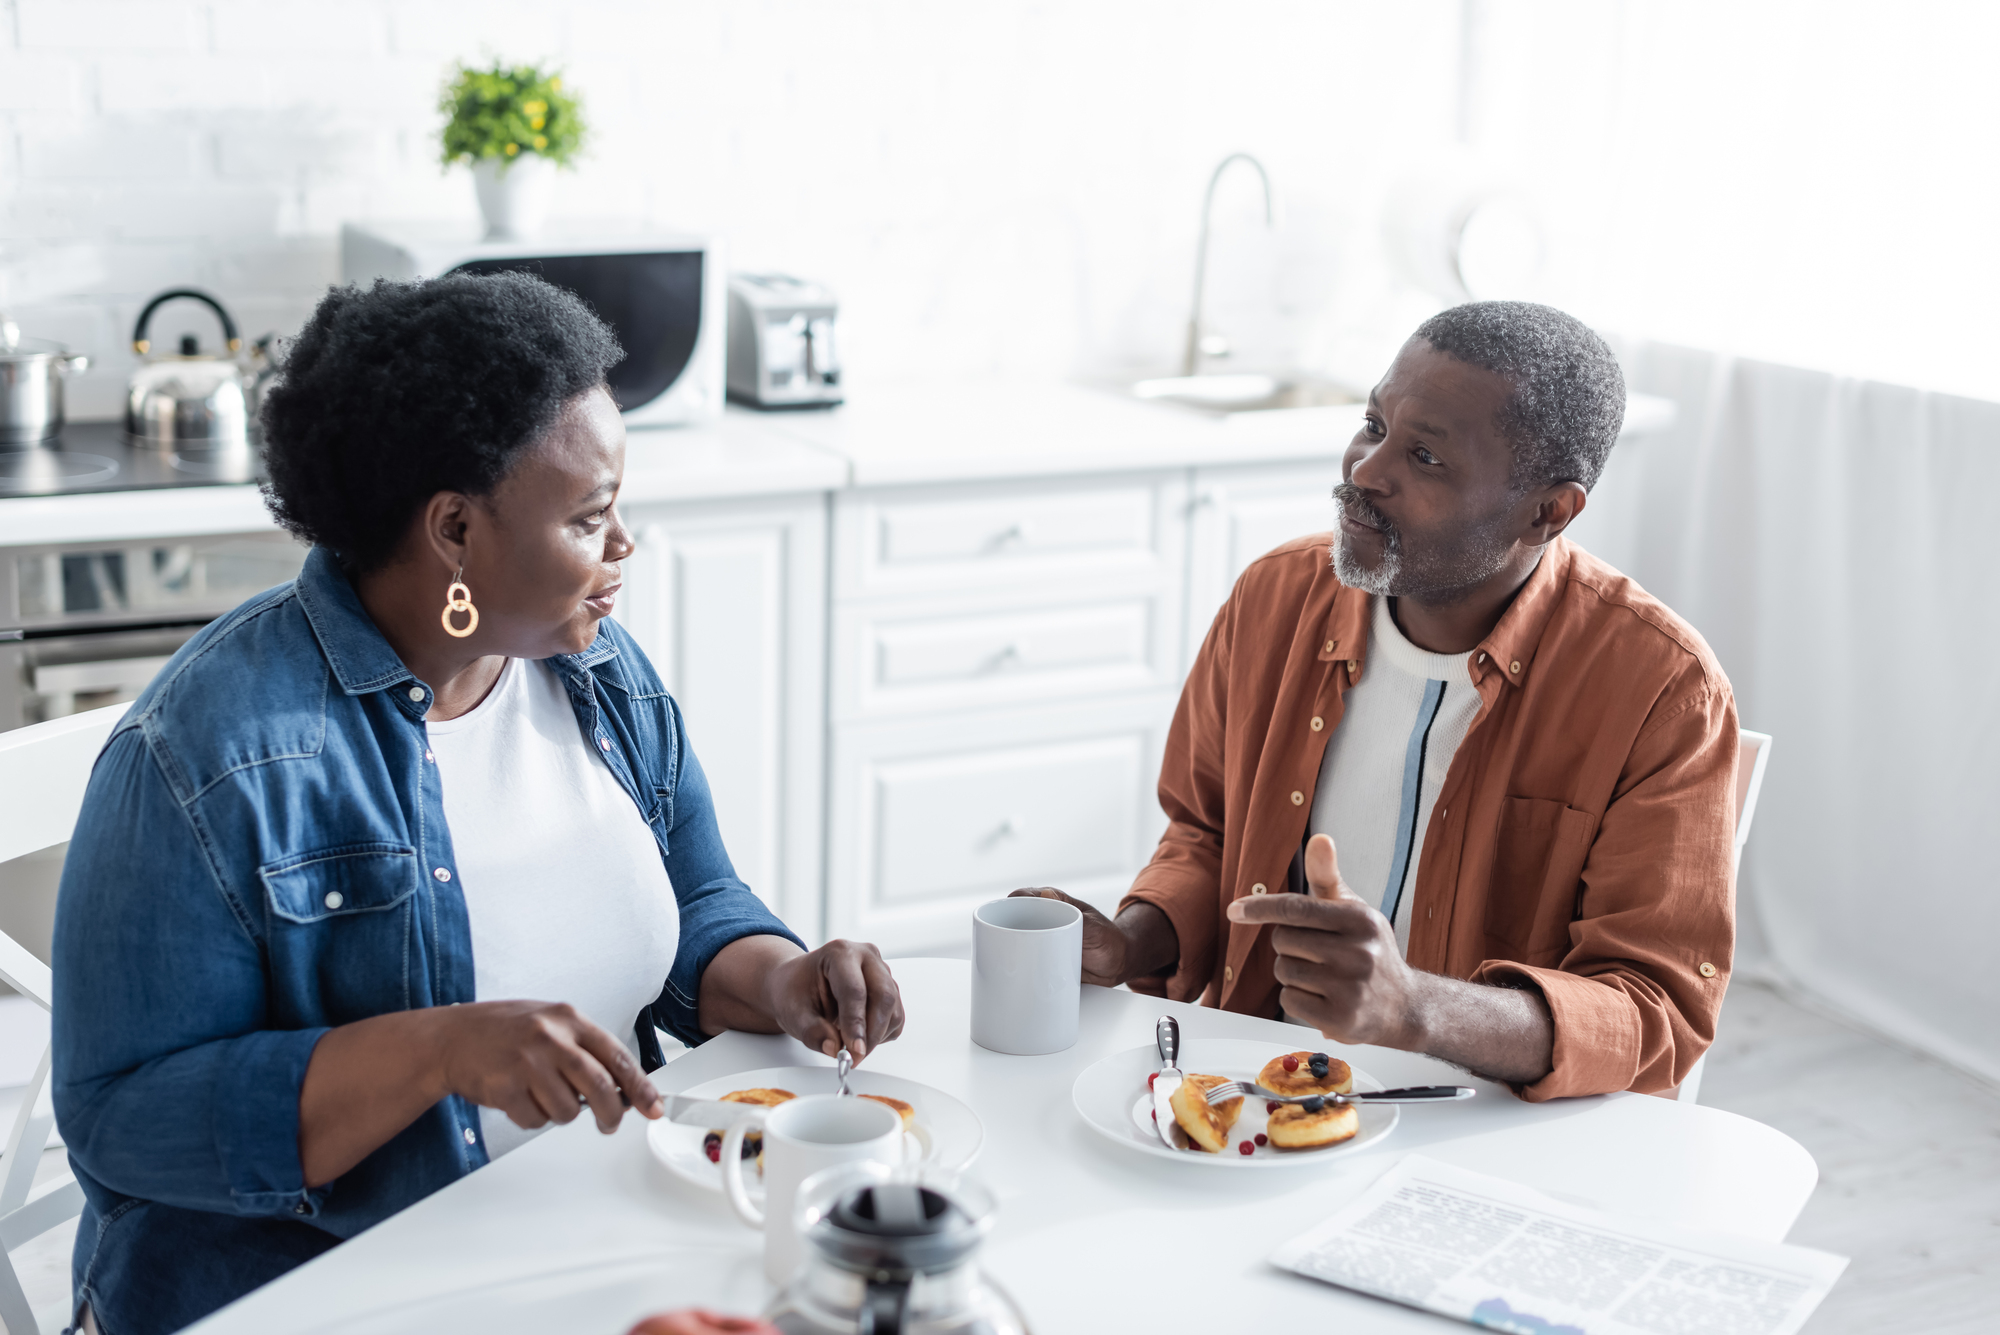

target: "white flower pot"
[471,154,557,241]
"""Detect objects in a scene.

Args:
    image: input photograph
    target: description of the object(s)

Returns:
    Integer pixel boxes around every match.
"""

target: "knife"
[1152,1015,1184,1150]
[662,1095,772,1129]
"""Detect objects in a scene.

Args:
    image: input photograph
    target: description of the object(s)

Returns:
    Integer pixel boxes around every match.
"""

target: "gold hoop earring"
[441,568,479,638]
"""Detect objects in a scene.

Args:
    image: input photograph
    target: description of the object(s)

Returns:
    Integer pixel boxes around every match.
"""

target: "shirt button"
[1347,659,1359,673]
[1699,962,1718,978]
[463,1127,477,1145]
[1510,660,1521,674]
[1223,966,1234,983]
[1250,883,1267,895]
[1290,790,1304,805]
[424,750,435,763]
[323,891,344,909]
[294,1202,309,1215]
[433,867,452,883]
[408,686,425,702]
[1477,652,1488,665]
[1323,639,1336,654]
[597,736,611,751]
[1310,716,1324,731]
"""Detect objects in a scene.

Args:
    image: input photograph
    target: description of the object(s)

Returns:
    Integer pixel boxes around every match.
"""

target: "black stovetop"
[0,422,263,497]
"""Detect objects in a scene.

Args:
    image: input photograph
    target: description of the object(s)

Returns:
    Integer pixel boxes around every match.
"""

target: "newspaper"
[1271,1155,1846,1335]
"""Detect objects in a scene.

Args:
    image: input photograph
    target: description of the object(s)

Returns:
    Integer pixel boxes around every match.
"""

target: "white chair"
[1675,728,1773,1105]
[0,705,128,1335]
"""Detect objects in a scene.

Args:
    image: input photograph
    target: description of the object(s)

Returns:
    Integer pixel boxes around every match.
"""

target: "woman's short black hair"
[260,270,623,571]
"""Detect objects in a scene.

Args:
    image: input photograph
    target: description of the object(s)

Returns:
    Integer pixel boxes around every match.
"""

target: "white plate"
[1071,1039,1399,1169]
[647,1065,984,1200]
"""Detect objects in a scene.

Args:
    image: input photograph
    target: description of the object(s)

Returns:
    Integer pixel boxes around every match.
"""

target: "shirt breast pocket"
[1483,796,1598,967]
[260,843,419,1022]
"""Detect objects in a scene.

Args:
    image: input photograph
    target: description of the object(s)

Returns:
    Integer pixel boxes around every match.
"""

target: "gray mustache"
[1332,482,1399,547]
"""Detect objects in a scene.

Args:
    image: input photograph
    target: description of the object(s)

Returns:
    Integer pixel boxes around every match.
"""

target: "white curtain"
[1563,343,2000,1084]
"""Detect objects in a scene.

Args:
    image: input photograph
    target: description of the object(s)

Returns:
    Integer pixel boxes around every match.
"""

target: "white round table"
[189,959,1818,1334]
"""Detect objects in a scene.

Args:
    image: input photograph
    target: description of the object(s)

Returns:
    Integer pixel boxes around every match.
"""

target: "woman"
[51,272,903,1334]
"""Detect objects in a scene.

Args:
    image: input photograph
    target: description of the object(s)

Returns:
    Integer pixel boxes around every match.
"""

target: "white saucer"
[1071,1039,1400,1169]
[647,1065,984,1201]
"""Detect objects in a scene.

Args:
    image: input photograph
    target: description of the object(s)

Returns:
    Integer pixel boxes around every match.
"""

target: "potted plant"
[438,61,585,240]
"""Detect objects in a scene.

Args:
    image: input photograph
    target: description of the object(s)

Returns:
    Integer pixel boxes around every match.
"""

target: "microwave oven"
[339,222,725,426]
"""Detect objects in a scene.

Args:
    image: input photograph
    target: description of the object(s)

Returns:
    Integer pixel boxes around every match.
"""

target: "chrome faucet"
[1182,152,1274,376]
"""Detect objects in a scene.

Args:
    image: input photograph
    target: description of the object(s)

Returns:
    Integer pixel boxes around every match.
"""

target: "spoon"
[836,1048,853,1096]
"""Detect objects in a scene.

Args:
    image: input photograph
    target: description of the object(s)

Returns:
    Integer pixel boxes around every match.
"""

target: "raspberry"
[1254,1133,1268,1146]
[1281,1055,1300,1073]
[704,1141,721,1163]
[1266,1101,1281,1114]
[1151,1110,1158,1121]
[1148,1073,1158,1090]
[1238,1141,1254,1155]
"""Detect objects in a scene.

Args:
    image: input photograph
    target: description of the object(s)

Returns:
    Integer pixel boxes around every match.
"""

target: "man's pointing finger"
[1227,891,1376,931]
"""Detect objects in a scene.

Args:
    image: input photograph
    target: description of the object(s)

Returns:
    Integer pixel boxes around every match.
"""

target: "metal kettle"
[125,288,270,453]
[766,1166,1028,1335]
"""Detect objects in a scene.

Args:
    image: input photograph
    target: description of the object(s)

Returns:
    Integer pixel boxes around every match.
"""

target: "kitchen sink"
[1130,373,1361,416]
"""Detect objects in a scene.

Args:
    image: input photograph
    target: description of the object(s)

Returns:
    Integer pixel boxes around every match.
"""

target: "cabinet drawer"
[833,475,1186,601]
[833,590,1176,720]
[826,695,1175,952]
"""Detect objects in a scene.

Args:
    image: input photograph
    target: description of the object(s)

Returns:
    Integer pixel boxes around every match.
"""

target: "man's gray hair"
[1412,301,1626,493]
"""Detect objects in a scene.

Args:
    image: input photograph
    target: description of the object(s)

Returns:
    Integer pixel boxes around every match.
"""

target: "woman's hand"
[437,999,664,1133]
[762,940,906,1062]
[626,1310,778,1335]
[299,999,664,1188]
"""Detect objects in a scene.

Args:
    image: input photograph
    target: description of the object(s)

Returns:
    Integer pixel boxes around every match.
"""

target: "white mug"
[971,895,1083,1055]
[720,1094,934,1283]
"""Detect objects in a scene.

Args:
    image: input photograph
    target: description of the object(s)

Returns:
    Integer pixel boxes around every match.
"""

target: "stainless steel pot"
[0,324,91,444]
[124,288,253,453]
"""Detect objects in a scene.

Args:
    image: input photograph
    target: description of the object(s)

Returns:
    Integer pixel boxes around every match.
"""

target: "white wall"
[0,0,1461,421]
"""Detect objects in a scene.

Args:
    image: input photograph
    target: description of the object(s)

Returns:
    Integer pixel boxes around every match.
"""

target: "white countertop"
[2,380,1672,546]
[755,377,1362,487]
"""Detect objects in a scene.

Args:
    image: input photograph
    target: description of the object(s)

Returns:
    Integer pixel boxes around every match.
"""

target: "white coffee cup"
[971,895,1083,1055]
[720,1094,934,1282]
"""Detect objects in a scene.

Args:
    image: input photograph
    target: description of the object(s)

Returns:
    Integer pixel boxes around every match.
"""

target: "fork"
[1204,1080,1475,1106]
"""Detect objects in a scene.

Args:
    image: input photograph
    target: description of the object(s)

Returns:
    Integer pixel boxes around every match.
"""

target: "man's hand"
[437,1000,666,1134]
[1225,834,1422,1048]
[763,939,905,1062]
[1008,889,1179,987]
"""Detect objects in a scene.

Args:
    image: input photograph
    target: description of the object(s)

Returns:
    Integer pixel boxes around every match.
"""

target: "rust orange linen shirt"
[1120,534,1738,1101]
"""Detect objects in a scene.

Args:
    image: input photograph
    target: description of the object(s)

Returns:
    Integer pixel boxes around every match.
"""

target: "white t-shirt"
[1308,597,1483,955]
[425,657,681,1159]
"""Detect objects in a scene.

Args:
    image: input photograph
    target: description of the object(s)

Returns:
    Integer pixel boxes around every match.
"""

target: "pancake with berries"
[1168,1073,1243,1153]
[1258,1050,1352,1097]
[1267,1094,1361,1149]
[701,1087,796,1166]
[860,1093,915,1127]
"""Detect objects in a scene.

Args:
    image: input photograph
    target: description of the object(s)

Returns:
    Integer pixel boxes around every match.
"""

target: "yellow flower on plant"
[524,100,547,117]
[550,77,562,90]
[505,142,519,155]
[530,116,545,130]
[532,135,547,150]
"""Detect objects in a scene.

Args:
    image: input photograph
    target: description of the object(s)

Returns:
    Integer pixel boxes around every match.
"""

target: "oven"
[1,530,309,732]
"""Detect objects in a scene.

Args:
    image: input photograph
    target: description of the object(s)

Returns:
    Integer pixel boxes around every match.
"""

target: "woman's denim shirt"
[50,547,802,1333]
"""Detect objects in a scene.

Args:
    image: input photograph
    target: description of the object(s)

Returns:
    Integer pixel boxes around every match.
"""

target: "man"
[1019,301,1736,1100]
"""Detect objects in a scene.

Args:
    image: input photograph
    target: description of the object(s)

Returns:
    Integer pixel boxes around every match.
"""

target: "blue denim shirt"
[51,547,803,1335]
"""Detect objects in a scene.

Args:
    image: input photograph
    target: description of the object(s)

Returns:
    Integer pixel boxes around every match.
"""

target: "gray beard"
[1331,530,1399,595]
[1330,483,1518,601]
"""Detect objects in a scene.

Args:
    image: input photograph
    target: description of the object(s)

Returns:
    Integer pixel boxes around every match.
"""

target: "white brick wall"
[0,0,1461,421]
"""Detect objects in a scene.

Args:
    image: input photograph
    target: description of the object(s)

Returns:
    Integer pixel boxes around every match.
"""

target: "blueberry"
[1302,1096,1326,1113]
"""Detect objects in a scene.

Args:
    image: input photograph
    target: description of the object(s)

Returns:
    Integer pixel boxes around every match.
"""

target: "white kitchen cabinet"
[823,692,1176,954]
[617,495,828,938]
[1184,460,1343,670]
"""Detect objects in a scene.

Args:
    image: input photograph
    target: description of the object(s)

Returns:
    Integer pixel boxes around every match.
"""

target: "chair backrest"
[0,705,129,1009]
[0,705,122,1332]
[1733,729,1773,874]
